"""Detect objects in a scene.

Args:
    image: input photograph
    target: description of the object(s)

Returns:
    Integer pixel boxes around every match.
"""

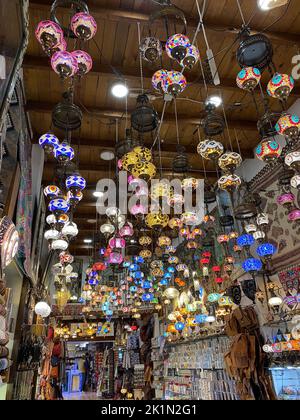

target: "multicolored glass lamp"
[44,185,61,199]
[197,140,224,160]
[181,45,199,69]
[218,152,242,173]
[51,51,78,79]
[71,12,97,40]
[71,50,93,76]
[48,198,70,216]
[255,139,282,163]
[35,20,64,55]
[39,133,59,154]
[165,34,190,62]
[242,258,262,274]
[162,71,187,97]
[256,243,277,259]
[54,143,75,162]
[267,73,294,101]
[236,67,261,91]
[66,174,86,193]
[276,114,300,141]
[152,69,168,92]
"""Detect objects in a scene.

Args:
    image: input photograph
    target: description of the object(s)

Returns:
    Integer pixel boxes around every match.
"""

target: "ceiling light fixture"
[206,95,222,108]
[258,0,288,10]
[111,82,128,98]
[84,239,93,244]
[93,191,104,198]
[100,150,115,161]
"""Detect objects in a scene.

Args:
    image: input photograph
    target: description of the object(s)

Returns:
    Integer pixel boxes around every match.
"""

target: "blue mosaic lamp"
[175,322,185,332]
[54,143,75,162]
[142,293,154,302]
[237,234,255,248]
[257,243,277,258]
[142,280,152,289]
[44,185,61,199]
[48,198,70,215]
[66,174,86,193]
[195,314,207,324]
[39,133,59,153]
[242,258,262,273]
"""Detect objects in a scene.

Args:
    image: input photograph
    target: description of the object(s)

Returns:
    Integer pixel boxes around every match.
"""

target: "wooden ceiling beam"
[26,100,258,132]
[28,1,300,46]
[23,55,300,99]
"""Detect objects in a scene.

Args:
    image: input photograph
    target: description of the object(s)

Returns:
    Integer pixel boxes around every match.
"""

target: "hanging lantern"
[162,71,187,97]
[168,218,182,230]
[285,151,300,172]
[54,143,75,162]
[164,287,180,300]
[151,181,172,200]
[44,229,59,241]
[60,252,74,264]
[276,114,300,140]
[253,230,266,241]
[146,211,169,229]
[256,243,277,258]
[140,37,162,62]
[71,12,97,40]
[66,174,86,193]
[132,161,156,181]
[181,45,199,69]
[109,252,123,264]
[100,223,115,237]
[236,67,261,91]
[245,224,257,234]
[277,193,295,208]
[167,194,185,208]
[152,69,168,92]
[255,139,282,163]
[119,222,134,239]
[218,174,241,192]
[291,175,300,190]
[46,214,57,226]
[139,235,152,246]
[237,234,255,248]
[165,34,190,62]
[67,191,83,206]
[139,249,152,259]
[267,73,294,101]
[109,236,126,249]
[122,150,139,172]
[51,51,78,79]
[71,50,93,76]
[48,198,70,215]
[39,133,59,153]
[288,209,300,222]
[218,152,242,173]
[130,204,147,216]
[257,213,269,227]
[181,212,198,226]
[131,94,159,133]
[182,178,199,190]
[242,258,262,273]
[51,239,69,251]
[133,146,153,162]
[157,236,171,248]
[217,234,230,245]
[197,139,224,160]
[35,20,64,55]
[44,185,60,199]
[61,222,79,238]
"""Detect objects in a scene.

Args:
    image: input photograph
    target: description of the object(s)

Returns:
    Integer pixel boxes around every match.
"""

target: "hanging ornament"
[35,20,64,55]
[165,34,190,62]
[51,51,78,79]
[145,211,169,229]
[162,71,187,97]
[71,50,93,76]
[71,12,97,40]
[152,69,168,92]
[181,45,199,69]
[255,138,282,163]
[44,185,61,199]
[236,67,261,91]
[267,73,294,101]
[218,152,242,173]
[48,198,70,215]
[197,139,224,160]
[291,175,300,190]
[140,37,162,63]
[242,258,262,274]
[66,174,86,193]
[67,191,83,206]
[54,143,75,162]
[276,114,300,140]
[218,174,242,192]
[61,222,79,238]
[39,133,59,154]
[285,152,300,172]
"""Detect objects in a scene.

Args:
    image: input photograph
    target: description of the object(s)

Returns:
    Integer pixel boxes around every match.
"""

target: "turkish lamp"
[51,239,69,251]
[268,292,283,312]
[44,229,60,241]
[35,301,51,318]
[62,222,78,238]
[164,287,180,300]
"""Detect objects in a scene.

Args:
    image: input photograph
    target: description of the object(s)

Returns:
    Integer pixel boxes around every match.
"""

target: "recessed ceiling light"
[84,239,93,244]
[112,82,128,98]
[100,150,115,161]
[93,191,104,198]
[206,95,222,108]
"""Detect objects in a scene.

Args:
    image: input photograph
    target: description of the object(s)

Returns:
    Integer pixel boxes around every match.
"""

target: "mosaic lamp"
[71,50,93,76]
[276,114,300,140]
[242,258,262,273]
[132,161,156,181]
[51,239,69,251]
[39,133,59,154]
[256,243,277,258]
[237,234,255,248]
[255,139,282,163]
[140,37,162,63]
[197,139,224,160]
[66,174,86,193]
[165,34,190,62]
[71,12,97,40]
[67,191,83,206]
[44,229,60,241]
[35,20,64,55]
[119,222,134,239]
[277,193,295,208]
[236,67,261,91]
[109,236,126,249]
[162,71,187,97]
[152,69,168,92]
[182,177,199,190]
[51,51,78,79]
[35,302,51,318]
[181,45,199,69]
[218,152,242,173]
[267,73,294,101]
[62,222,79,238]
[285,151,300,172]
[54,143,75,162]
[288,209,300,222]
[218,174,242,192]
[48,198,70,215]
[291,175,300,190]
[44,185,61,200]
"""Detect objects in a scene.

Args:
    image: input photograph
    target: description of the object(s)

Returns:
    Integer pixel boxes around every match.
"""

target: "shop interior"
[1,0,300,401]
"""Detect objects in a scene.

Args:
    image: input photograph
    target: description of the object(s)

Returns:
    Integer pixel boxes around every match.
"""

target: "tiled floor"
[63,392,99,400]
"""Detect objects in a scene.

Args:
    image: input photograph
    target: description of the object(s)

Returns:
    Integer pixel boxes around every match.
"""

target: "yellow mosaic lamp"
[157,236,172,247]
[218,174,242,192]
[139,249,152,259]
[122,150,139,171]
[146,210,169,229]
[139,235,152,246]
[151,181,172,199]
[218,152,242,173]
[168,217,183,230]
[133,146,152,162]
[197,139,224,160]
[132,161,157,181]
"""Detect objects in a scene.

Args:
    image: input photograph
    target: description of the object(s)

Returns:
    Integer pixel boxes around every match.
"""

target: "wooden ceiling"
[24,0,300,255]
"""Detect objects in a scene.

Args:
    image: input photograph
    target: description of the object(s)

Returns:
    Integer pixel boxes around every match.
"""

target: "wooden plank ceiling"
[24,0,300,255]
